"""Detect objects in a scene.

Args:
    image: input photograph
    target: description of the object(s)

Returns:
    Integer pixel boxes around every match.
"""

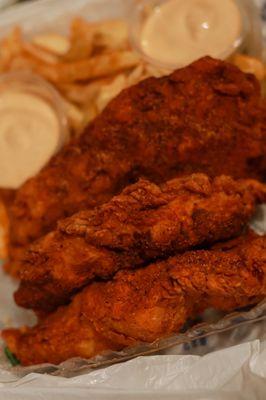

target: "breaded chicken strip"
[15,174,266,313]
[7,57,266,274]
[3,232,265,366]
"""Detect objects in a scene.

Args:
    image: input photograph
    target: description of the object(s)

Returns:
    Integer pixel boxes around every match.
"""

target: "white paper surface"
[1,341,266,399]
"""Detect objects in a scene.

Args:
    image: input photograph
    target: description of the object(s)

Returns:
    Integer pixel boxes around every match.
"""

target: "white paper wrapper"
[1,340,266,399]
[0,0,265,396]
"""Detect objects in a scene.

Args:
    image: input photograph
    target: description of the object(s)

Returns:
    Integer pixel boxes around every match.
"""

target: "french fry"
[8,54,34,72]
[0,201,9,260]
[8,52,58,81]
[96,73,127,112]
[64,18,128,59]
[32,33,70,56]
[0,27,23,72]
[82,101,99,125]
[231,54,265,81]
[18,50,139,83]
[22,42,58,64]
[126,63,146,87]
[62,98,84,135]
[92,19,129,52]
[63,17,94,62]
[58,50,140,82]
[57,79,108,105]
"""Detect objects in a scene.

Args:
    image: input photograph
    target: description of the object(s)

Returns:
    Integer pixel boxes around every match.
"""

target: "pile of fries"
[0,18,165,136]
[0,17,265,136]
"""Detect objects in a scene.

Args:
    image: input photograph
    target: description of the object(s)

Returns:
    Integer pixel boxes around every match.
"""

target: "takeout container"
[4,299,266,378]
[0,0,16,9]
[0,0,265,379]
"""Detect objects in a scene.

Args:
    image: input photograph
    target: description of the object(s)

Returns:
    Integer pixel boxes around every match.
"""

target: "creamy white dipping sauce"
[140,0,243,66]
[0,91,61,189]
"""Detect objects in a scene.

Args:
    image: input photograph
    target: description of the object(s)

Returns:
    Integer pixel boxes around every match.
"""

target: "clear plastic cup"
[0,72,69,188]
[128,0,263,70]
[0,71,69,147]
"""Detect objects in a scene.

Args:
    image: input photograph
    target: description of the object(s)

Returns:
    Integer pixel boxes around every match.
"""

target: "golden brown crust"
[3,232,265,366]
[14,174,266,312]
[8,57,266,271]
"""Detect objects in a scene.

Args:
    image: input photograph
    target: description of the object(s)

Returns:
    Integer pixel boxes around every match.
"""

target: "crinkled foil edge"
[3,299,265,378]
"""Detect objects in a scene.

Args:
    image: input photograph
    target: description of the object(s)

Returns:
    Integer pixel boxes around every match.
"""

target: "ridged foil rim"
[3,299,265,378]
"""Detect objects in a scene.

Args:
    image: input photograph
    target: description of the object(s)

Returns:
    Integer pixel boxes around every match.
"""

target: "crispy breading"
[7,57,266,275]
[14,174,266,313]
[3,232,265,366]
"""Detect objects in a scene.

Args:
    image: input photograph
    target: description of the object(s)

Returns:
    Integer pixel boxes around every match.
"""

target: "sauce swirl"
[0,91,62,189]
[140,0,243,66]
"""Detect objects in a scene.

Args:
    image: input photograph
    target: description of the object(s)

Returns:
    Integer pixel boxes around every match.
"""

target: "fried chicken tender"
[14,174,266,313]
[3,232,265,366]
[7,57,266,273]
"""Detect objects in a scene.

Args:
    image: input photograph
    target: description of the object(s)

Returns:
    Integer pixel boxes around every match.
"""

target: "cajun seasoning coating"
[8,57,266,272]
[6,149,131,275]
[4,232,266,366]
[14,173,266,313]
